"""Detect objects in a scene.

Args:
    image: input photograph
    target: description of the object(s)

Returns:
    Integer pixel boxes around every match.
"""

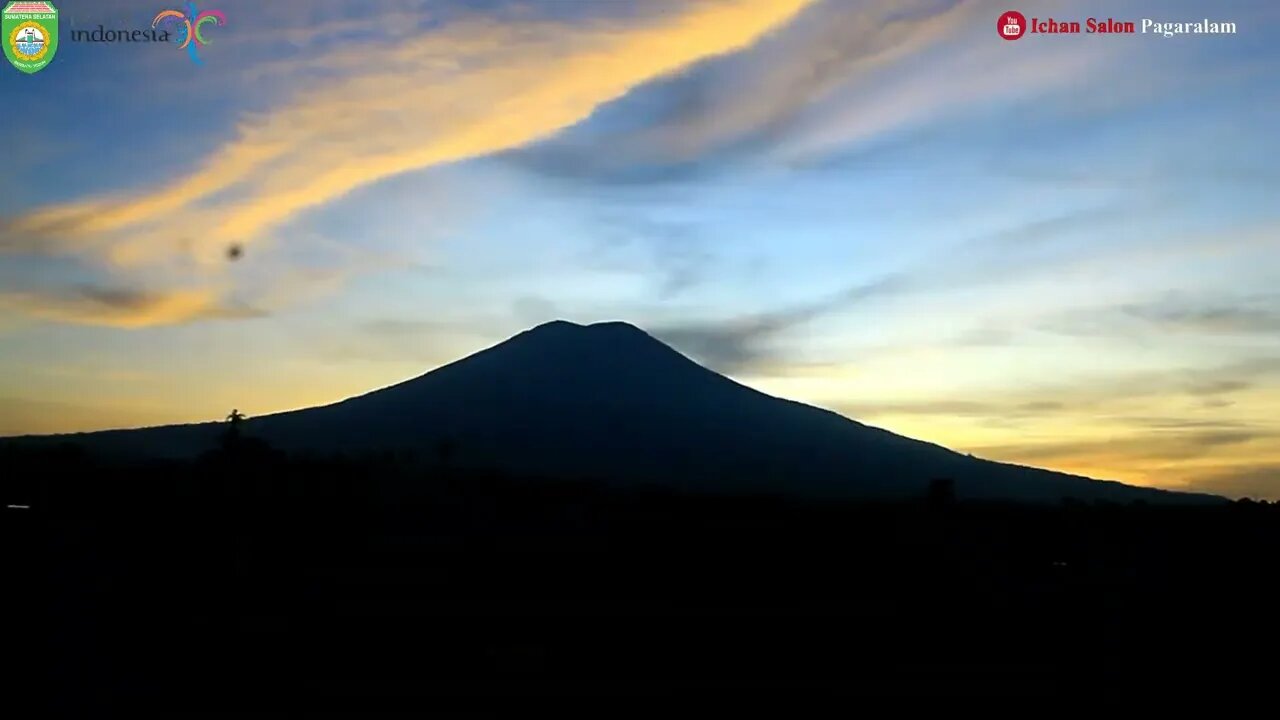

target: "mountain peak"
[527,319,649,335]
[430,317,696,384]
[518,319,659,348]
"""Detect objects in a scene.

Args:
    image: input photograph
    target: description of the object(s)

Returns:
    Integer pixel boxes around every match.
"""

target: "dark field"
[7,444,1280,712]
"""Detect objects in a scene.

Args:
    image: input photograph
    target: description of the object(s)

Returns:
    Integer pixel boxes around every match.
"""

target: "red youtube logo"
[998,11,1026,40]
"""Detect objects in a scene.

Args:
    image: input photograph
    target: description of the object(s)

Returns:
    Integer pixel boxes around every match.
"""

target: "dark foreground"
[6,443,1279,712]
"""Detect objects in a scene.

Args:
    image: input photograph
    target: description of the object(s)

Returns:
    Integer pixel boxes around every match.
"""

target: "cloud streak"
[1039,293,1280,341]
[966,430,1268,471]
[1192,464,1280,500]
[644,202,1174,374]
[4,0,817,269]
[0,285,264,329]
[1121,297,1280,336]
[652,276,906,372]
[506,0,973,184]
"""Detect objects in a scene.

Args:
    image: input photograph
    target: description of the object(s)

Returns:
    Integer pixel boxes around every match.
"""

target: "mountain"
[4,320,1218,503]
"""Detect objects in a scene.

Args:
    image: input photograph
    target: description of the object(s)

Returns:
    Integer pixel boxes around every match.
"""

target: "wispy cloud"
[652,276,906,371]
[1121,297,1280,336]
[844,398,1068,419]
[649,0,969,159]
[822,356,1280,497]
[1191,464,1280,500]
[771,2,1119,161]
[584,214,713,298]
[1039,293,1280,342]
[646,200,1183,374]
[301,316,486,366]
[0,285,264,329]
[966,430,1268,471]
[507,0,972,183]
[3,0,817,270]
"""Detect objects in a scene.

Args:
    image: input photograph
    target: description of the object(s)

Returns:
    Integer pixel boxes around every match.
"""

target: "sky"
[1,0,1277,498]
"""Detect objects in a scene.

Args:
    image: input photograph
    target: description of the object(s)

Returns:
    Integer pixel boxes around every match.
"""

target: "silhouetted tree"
[222,408,247,452]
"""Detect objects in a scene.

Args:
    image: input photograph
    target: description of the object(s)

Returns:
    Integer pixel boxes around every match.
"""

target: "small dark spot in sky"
[227,244,243,261]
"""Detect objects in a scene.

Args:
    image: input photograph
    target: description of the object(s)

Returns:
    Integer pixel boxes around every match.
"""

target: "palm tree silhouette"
[223,409,246,450]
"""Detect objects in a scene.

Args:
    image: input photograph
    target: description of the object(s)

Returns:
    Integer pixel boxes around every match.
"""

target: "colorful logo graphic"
[152,1,224,65]
[3,1,58,73]
[998,10,1026,40]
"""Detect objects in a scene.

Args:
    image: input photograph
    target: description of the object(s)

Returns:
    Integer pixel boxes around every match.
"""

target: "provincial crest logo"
[3,1,58,73]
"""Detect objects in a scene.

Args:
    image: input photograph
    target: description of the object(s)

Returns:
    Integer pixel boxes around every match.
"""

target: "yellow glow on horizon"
[3,351,1276,498]
[742,361,1280,497]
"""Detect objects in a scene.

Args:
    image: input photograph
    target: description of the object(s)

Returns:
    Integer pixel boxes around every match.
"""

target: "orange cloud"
[0,286,263,329]
[6,0,817,268]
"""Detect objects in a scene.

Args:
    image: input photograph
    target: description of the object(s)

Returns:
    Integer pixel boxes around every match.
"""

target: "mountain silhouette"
[5,320,1217,503]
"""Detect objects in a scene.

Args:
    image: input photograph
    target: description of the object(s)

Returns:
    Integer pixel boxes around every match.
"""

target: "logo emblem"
[998,10,1025,40]
[3,1,58,74]
[152,1,224,65]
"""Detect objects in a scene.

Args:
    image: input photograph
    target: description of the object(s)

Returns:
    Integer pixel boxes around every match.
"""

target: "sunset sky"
[1,0,1277,497]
